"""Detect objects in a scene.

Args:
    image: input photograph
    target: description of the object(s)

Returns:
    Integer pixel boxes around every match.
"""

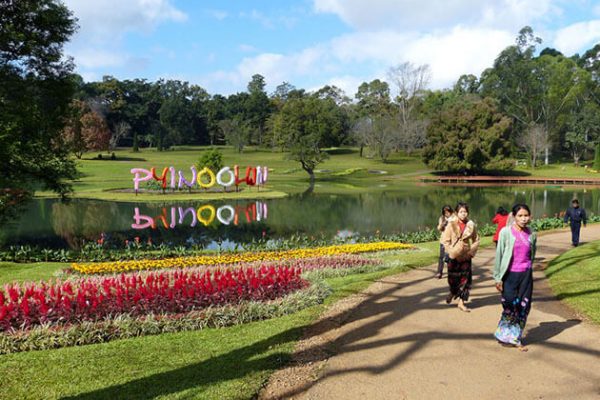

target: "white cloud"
[71,49,127,69]
[553,20,600,55]
[205,26,515,95]
[65,0,187,42]
[324,75,367,96]
[313,0,560,32]
[64,0,186,78]
[404,27,513,88]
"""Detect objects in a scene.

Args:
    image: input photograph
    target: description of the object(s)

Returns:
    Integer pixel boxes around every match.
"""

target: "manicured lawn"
[0,262,66,285]
[517,162,600,179]
[544,240,600,324]
[35,146,431,201]
[34,146,600,203]
[0,242,442,400]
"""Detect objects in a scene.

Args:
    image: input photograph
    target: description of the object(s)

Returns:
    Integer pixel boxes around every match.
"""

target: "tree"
[517,123,550,168]
[352,115,398,162]
[422,96,513,173]
[1,0,78,201]
[80,111,111,154]
[110,121,130,150]
[351,117,371,158]
[355,79,391,116]
[219,117,250,153]
[564,130,589,166]
[245,74,272,146]
[353,79,393,156]
[453,74,479,94]
[62,100,86,159]
[272,81,297,105]
[62,99,111,158]
[271,97,331,184]
[594,143,600,171]
[387,62,431,154]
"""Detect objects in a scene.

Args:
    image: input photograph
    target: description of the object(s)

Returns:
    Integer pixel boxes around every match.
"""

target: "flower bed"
[71,242,412,274]
[0,265,306,332]
[0,282,331,355]
[233,254,381,272]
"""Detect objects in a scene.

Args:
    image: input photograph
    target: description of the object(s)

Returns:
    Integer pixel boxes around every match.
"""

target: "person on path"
[492,206,509,247]
[563,199,587,247]
[435,205,455,279]
[441,202,479,312]
[493,203,537,352]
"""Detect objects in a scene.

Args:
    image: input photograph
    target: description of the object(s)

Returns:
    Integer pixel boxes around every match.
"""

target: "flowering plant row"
[0,282,331,354]
[245,255,381,272]
[0,265,306,332]
[71,242,411,274]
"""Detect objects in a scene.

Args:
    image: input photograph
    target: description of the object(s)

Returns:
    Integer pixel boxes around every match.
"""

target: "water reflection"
[1,185,599,250]
[131,202,268,230]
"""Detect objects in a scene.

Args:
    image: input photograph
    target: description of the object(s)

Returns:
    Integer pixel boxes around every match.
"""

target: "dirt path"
[260,225,600,400]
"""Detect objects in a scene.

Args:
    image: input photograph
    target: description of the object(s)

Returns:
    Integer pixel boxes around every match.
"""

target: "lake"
[1,185,598,250]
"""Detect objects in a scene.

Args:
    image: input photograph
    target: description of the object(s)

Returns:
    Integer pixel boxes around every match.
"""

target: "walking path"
[261,225,600,400]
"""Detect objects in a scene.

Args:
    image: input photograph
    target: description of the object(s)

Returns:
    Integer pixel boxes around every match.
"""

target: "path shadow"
[525,320,582,344]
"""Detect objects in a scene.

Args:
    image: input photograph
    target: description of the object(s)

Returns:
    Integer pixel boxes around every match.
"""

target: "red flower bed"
[0,266,306,332]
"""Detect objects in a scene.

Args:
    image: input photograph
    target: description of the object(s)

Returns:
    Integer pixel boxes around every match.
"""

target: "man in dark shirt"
[564,199,587,246]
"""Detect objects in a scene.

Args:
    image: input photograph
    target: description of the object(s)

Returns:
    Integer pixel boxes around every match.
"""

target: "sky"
[63,0,600,97]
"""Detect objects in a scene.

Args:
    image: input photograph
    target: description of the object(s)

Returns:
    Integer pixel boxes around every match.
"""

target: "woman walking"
[441,202,479,312]
[493,203,537,351]
[492,206,509,247]
[435,205,455,279]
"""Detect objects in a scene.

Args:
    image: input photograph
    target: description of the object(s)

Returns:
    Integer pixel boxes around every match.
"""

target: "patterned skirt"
[447,258,472,301]
[494,269,533,346]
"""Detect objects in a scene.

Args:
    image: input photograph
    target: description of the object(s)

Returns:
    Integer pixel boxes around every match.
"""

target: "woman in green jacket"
[493,203,537,351]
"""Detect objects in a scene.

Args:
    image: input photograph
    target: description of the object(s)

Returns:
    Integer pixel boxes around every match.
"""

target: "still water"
[1,185,599,250]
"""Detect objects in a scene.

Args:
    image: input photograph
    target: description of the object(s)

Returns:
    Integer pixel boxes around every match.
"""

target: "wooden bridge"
[419,175,600,186]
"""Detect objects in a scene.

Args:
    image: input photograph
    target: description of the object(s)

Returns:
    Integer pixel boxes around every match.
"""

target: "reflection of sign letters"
[132,202,268,230]
[131,165,268,192]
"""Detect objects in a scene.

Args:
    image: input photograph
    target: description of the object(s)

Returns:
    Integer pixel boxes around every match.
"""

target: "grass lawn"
[0,262,66,285]
[544,240,600,324]
[34,146,429,202]
[33,146,600,202]
[0,241,447,400]
[516,162,600,179]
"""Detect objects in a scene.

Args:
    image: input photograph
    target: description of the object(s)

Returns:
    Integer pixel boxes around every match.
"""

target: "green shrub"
[197,147,224,173]
[594,142,600,171]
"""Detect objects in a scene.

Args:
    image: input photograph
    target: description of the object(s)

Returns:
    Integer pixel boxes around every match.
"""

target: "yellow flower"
[72,242,413,274]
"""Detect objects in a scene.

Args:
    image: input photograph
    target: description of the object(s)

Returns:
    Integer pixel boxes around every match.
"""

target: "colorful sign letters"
[130,165,268,192]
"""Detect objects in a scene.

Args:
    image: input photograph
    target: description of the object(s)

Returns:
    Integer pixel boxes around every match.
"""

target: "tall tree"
[480,27,544,127]
[245,74,271,146]
[271,97,333,184]
[0,0,78,203]
[220,117,250,153]
[517,123,550,168]
[422,96,513,173]
[62,100,110,158]
[387,62,431,154]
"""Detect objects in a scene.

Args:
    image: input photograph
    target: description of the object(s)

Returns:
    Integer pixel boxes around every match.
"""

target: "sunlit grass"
[545,240,600,324]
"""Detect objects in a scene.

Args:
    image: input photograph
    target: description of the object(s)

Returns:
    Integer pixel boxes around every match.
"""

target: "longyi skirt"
[494,269,533,346]
[447,258,472,301]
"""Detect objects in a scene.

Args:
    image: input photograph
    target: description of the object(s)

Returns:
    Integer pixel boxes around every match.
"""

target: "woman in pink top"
[493,203,537,351]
